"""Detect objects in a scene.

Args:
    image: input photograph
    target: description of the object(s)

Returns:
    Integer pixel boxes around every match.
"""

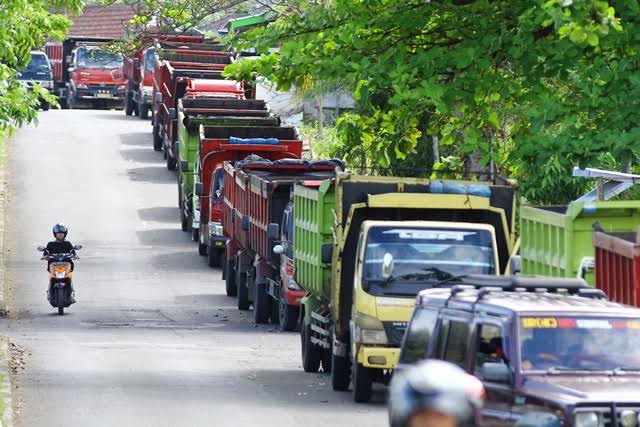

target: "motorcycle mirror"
[74,245,83,250]
[37,246,45,252]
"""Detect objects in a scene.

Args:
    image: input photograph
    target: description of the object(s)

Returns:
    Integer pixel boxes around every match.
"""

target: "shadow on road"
[120,132,153,148]
[126,166,177,184]
[137,229,192,248]
[138,206,180,223]
[120,148,162,164]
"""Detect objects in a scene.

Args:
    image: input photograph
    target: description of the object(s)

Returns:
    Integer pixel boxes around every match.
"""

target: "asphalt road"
[1,110,386,427]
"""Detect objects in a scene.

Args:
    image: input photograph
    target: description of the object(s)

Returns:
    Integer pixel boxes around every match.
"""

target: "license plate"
[96,93,113,99]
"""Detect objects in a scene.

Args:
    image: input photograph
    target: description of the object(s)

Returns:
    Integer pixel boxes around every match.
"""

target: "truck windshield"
[77,49,123,68]
[27,54,50,71]
[363,226,495,284]
[144,49,155,72]
[519,316,640,373]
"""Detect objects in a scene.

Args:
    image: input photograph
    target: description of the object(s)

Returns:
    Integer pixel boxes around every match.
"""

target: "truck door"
[471,322,516,427]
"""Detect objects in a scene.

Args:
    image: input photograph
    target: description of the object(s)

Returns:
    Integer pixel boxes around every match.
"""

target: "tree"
[222,0,640,203]
[0,0,82,134]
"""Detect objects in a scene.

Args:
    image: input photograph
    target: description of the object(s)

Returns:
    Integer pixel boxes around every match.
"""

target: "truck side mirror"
[516,413,562,427]
[73,245,83,251]
[169,108,177,120]
[509,255,521,275]
[195,183,203,197]
[273,244,285,255]
[321,244,333,264]
[180,161,189,173]
[480,362,511,383]
[67,67,74,74]
[37,246,45,252]
[267,223,279,240]
[241,215,250,231]
[65,55,72,64]
[382,253,394,279]
[132,58,140,68]
[154,92,162,103]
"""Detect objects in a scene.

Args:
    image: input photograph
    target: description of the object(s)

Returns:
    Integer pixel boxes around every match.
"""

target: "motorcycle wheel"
[57,287,64,315]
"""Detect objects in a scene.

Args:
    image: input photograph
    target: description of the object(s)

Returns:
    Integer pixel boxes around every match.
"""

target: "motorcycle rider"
[43,223,78,303]
[388,360,485,427]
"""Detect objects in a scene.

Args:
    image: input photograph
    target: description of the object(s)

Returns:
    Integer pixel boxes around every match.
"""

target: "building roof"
[67,4,136,39]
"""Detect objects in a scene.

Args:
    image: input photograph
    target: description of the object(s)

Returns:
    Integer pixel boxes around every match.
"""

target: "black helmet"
[388,360,485,427]
[52,223,68,238]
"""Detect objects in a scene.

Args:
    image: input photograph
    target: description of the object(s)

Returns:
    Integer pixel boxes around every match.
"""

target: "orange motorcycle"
[37,245,82,315]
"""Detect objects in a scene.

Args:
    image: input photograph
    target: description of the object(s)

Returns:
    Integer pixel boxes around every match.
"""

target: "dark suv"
[397,275,640,427]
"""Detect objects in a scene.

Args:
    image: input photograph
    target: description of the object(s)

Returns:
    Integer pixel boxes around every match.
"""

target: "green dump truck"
[293,173,516,402]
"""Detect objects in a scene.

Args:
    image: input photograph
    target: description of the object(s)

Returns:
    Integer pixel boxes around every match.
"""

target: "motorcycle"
[37,244,82,315]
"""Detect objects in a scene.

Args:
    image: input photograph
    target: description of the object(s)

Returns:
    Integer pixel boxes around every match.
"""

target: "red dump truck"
[45,37,125,108]
[594,230,640,307]
[221,157,341,325]
[195,126,302,264]
[151,44,241,169]
[123,34,203,119]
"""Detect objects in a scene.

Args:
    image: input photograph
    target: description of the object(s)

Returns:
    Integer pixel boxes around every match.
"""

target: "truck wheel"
[208,247,221,268]
[152,124,163,151]
[236,269,250,310]
[166,151,177,171]
[139,102,149,120]
[331,352,351,391]
[198,242,207,256]
[352,362,373,403]
[279,297,299,332]
[253,282,270,323]
[125,93,135,116]
[225,259,237,297]
[301,321,321,372]
[180,205,189,232]
[191,227,199,242]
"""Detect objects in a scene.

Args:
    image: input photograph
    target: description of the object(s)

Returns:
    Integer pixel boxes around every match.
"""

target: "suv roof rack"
[440,275,607,307]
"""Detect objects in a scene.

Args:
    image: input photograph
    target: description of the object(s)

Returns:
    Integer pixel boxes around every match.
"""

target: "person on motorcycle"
[388,360,485,427]
[44,223,78,270]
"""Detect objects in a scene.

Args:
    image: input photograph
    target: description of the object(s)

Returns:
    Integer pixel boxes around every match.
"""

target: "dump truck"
[221,158,342,326]
[177,98,272,239]
[520,168,640,285]
[593,229,640,306]
[195,126,303,266]
[123,34,204,119]
[151,44,239,168]
[293,174,516,402]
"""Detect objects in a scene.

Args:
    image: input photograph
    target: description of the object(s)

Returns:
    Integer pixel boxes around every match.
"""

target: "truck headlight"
[575,412,602,427]
[353,311,388,344]
[359,329,388,345]
[620,410,638,427]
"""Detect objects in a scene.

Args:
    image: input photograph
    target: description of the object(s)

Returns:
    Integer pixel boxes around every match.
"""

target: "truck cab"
[349,221,499,401]
[17,51,54,111]
[67,45,125,109]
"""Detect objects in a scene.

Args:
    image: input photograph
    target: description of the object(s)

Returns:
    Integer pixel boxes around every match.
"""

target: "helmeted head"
[52,223,68,241]
[389,360,485,427]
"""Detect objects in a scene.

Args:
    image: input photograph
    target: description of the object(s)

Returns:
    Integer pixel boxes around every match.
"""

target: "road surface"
[0,110,386,427]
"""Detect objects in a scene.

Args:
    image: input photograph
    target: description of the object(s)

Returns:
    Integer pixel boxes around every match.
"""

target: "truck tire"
[139,102,149,120]
[270,298,279,326]
[331,352,351,391]
[225,259,237,297]
[180,205,189,232]
[237,269,250,310]
[198,241,207,256]
[301,321,321,373]
[208,247,222,268]
[166,151,177,171]
[153,124,163,151]
[279,297,298,332]
[191,227,199,242]
[253,282,270,323]
[125,93,135,116]
[352,362,373,403]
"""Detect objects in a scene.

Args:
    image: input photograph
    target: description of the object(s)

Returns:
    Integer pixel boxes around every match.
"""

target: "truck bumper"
[356,346,400,369]
[76,87,125,101]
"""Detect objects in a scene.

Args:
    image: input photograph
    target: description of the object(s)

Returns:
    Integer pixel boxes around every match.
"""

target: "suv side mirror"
[195,183,203,197]
[267,223,279,240]
[480,362,511,383]
[321,243,332,264]
[509,255,521,275]
[516,413,562,427]
[37,246,45,252]
[273,244,284,255]
[73,245,83,251]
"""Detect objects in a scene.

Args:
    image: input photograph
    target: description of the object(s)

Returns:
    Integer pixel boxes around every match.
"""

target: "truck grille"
[383,322,407,346]
[576,404,640,427]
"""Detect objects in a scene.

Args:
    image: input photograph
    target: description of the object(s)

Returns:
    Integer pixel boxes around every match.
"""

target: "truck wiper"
[384,268,455,285]
[613,366,640,374]
[546,366,612,374]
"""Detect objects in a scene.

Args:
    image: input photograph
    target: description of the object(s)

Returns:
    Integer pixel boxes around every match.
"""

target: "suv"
[397,275,640,427]
[17,51,53,111]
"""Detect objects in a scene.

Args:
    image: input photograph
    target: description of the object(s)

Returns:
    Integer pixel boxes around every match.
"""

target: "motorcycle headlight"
[55,271,66,279]
[575,412,603,427]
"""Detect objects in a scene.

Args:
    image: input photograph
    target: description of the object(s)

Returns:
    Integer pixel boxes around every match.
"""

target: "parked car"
[17,51,54,111]
[398,275,640,426]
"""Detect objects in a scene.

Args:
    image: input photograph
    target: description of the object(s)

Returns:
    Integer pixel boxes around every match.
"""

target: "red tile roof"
[67,4,136,39]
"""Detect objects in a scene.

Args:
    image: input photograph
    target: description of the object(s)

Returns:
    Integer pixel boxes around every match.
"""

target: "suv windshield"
[77,49,123,68]
[27,54,50,71]
[519,316,640,372]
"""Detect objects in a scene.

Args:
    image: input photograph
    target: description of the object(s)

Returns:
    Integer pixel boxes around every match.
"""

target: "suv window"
[399,308,438,364]
[474,324,506,374]
[442,319,470,368]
